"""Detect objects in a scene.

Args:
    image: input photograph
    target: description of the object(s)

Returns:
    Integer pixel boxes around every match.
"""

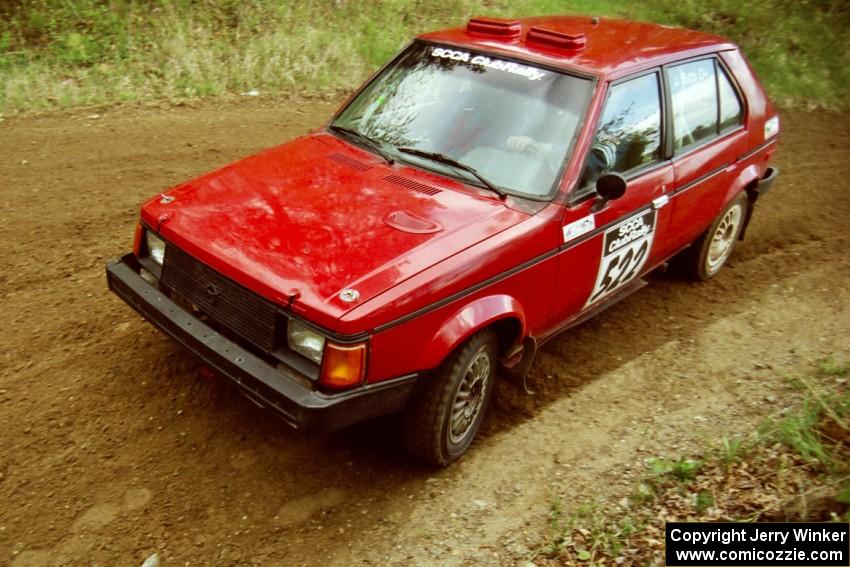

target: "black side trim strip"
[672,161,730,195]
[365,140,770,335]
[738,136,777,162]
[672,136,777,199]
[559,152,750,261]
[373,199,667,335]
[372,247,560,334]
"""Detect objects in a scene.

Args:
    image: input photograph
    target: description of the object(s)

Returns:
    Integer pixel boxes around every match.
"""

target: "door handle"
[652,195,670,209]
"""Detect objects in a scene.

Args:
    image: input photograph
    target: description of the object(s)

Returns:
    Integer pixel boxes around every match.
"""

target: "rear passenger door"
[664,56,748,252]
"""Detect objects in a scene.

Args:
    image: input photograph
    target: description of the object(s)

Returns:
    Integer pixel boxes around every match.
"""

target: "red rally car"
[107,15,779,465]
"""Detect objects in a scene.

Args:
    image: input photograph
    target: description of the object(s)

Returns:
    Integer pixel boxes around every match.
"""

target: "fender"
[724,163,761,205]
[418,294,526,371]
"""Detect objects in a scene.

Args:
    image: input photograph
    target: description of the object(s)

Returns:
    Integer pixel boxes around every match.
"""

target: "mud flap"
[501,336,538,394]
[741,167,779,241]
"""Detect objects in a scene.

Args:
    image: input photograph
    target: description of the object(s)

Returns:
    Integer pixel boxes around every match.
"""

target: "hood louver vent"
[328,153,372,171]
[384,174,441,196]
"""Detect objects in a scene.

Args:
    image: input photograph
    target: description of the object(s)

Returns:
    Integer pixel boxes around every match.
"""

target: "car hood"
[141,133,529,331]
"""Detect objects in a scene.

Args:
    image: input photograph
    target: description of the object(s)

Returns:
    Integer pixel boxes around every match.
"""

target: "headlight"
[287,319,325,364]
[146,231,166,265]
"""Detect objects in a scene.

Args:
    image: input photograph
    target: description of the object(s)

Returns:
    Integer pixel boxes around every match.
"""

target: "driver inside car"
[502,81,585,173]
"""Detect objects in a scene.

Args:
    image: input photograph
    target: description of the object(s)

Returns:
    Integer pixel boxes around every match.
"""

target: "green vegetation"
[534,357,850,564]
[646,456,703,482]
[1,0,848,113]
[534,500,641,563]
[718,434,749,468]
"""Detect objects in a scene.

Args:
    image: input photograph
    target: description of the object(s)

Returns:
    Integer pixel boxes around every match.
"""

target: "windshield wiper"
[396,147,507,199]
[329,125,394,165]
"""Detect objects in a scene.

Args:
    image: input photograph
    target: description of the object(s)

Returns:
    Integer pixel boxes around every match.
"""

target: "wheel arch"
[418,294,526,371]
[726,164,762,240]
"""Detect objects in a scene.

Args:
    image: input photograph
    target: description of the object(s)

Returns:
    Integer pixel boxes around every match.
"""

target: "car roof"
[418,15,736,80]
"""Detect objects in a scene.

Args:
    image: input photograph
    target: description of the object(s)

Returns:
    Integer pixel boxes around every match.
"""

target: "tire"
[401,330,498,466]
[673,192,748,281]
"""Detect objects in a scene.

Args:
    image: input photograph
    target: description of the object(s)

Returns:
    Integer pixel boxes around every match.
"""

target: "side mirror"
[592,172,627,212]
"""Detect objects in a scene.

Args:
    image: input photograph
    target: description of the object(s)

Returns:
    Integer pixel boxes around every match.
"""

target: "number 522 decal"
[585,209,656,308]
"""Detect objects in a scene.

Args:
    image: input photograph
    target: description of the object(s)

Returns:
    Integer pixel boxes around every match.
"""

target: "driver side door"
[548,70,674,331]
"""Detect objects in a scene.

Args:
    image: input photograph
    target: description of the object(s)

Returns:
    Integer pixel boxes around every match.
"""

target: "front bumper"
[106,254,418,434]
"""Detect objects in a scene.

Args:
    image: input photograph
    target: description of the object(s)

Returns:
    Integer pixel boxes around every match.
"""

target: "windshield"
[332,42,594,199]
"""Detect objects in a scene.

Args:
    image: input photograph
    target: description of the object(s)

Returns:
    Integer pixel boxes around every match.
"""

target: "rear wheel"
[401,330,497,466]
[673,192,748,280]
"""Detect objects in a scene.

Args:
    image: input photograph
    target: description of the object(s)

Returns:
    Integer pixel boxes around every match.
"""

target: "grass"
[646,457,703,482]
[718,434,749,468]
[1,0,849,113]
[532,357,850,564]
[533,500,641,563]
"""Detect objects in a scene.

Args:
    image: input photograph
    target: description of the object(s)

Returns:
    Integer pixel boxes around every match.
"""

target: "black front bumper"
[106,254,418,434]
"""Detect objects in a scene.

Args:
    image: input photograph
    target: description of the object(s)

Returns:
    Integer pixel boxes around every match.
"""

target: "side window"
[667,59,718,150]
[579,73,662,188]
[718,64,743,131]
[666,58,744,151]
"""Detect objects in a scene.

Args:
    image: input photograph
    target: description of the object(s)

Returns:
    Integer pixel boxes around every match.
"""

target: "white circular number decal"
[586,209,656,307]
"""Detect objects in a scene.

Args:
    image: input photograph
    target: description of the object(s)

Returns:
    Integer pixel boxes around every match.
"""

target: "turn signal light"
[133,223,144,256]
[319,342,367,389]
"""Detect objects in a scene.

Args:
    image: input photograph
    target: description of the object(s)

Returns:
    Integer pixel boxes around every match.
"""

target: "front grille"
[161,245,279,351]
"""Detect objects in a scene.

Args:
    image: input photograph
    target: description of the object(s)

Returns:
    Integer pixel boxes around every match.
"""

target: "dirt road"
[1,99,848,566]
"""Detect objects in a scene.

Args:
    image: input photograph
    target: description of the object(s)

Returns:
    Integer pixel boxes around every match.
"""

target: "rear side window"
[579,72,662,188]
[667,58,743,151]
[718,65,743,131]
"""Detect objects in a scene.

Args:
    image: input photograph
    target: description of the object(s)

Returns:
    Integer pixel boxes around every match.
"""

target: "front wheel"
[401,330,497,466]
[674,192,748,280]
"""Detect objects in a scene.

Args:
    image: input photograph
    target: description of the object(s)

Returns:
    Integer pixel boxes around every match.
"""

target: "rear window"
[718,65,743,131]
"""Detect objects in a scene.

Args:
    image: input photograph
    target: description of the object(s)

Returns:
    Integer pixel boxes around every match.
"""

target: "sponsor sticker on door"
[585,209,656,307]
[562,214,596,243]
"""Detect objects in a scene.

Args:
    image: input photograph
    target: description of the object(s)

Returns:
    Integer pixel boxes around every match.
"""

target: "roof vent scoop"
[526,27,587,51]
[466,17,522,39]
